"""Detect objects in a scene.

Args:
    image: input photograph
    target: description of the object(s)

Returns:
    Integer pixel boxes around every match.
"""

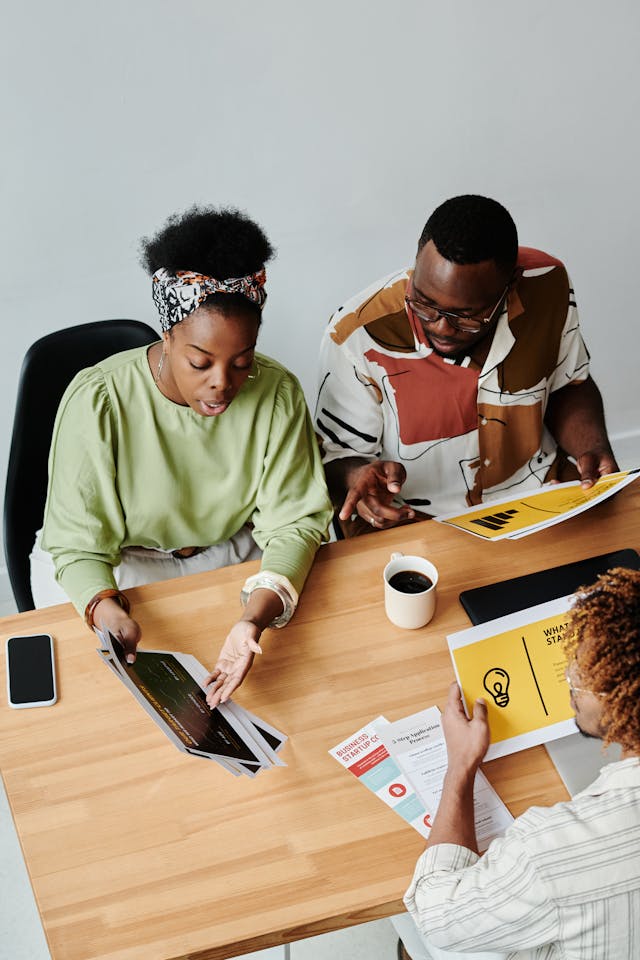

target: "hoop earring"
[247,360,261,381]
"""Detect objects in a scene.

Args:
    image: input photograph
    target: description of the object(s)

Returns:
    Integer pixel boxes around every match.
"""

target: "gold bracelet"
[84,589,130,629]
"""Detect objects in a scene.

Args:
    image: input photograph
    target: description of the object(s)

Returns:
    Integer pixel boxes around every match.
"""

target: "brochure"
[329,718,432,838]
[376,707,513,851]
[97,629,287,776]
[434,469,638,541]
[330,709,514,850]
[447,596,577,760]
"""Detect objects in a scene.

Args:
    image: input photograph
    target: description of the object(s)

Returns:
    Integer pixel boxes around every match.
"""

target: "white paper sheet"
[377,707,513,850]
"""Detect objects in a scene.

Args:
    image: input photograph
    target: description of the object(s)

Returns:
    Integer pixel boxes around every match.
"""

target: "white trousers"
[390,913,507,960]
[30,528,262,609]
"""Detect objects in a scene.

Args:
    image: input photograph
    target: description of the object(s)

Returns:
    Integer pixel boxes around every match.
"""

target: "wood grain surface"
[1,482,639,960]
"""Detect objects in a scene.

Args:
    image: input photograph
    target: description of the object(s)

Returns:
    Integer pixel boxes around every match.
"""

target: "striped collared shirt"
[404,758,640,959]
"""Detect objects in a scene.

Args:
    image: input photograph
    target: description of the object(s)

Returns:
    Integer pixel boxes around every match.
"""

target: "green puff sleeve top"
[42,346,333,615]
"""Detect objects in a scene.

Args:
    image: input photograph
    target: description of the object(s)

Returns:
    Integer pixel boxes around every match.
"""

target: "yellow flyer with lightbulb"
[447,596,577,760]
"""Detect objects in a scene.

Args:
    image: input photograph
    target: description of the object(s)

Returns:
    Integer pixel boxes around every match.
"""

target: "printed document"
[96,629,287,776]
[330,709,513,848]
[434,469,638,541]
[448,596,577,760]
[377,707,513,850]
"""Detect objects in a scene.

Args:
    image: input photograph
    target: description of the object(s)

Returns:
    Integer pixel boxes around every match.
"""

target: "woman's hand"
[94,597,141,663]
[204,620,263,708]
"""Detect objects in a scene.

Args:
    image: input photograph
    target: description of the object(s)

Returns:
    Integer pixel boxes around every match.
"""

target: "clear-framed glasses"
[564,670,606,698]
[405,281,510,334]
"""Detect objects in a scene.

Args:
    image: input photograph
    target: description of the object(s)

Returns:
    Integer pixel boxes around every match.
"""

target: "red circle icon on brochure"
[423,814,432,828]
[389,783,407,798]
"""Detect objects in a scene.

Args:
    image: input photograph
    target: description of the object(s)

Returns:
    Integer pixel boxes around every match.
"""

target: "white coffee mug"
[383,552,438,629]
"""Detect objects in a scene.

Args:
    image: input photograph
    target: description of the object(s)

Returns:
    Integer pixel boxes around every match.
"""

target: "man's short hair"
[564,567,640,754]
[418,195,518,275]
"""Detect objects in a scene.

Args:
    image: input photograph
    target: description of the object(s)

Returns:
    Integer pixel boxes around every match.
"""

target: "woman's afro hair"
[140,205,275,279]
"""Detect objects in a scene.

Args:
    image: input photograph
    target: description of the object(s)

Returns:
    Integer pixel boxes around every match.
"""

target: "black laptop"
[459,548,640,625]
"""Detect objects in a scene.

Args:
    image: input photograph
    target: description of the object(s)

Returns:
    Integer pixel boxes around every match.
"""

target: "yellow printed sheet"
[435,470,637,541]
[447,596,577,760]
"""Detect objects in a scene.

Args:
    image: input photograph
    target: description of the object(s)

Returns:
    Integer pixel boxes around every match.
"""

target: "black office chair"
[4,319,158,611]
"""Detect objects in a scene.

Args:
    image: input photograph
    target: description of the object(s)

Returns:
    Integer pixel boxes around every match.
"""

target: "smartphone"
[6,633,57,709]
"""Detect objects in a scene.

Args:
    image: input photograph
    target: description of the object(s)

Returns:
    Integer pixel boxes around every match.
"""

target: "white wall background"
[1,0,639,569]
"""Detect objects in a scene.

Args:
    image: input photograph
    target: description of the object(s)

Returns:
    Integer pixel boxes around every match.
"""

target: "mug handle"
[391,552,404,560]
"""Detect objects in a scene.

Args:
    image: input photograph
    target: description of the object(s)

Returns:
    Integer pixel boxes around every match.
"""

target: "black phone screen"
[7,634,55,704]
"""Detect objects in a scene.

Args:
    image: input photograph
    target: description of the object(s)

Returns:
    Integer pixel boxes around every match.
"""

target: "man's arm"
[316,327,414,529]
[403,684,559,954]
[424,682,490,853]
[545,376,618,488]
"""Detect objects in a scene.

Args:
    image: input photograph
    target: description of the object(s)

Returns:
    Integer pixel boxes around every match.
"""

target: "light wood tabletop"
[1,481,639,960]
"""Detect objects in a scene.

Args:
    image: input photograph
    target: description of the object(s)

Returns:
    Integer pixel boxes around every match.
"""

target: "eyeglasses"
[564,671,606,698]
[405,281,510,334]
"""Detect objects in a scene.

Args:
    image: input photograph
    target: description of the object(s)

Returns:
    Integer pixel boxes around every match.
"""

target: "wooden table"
[1,481,639,960]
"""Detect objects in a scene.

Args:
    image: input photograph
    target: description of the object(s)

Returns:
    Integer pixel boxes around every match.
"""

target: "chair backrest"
[3,319,159,611]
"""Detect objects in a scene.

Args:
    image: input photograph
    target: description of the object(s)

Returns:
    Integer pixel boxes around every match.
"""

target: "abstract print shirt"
[316,248,589,517]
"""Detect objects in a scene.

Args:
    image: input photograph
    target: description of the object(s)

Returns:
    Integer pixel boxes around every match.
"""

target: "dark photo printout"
[107,634,263,764]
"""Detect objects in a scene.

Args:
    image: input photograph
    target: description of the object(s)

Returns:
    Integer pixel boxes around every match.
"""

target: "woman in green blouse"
[35,206,332,706]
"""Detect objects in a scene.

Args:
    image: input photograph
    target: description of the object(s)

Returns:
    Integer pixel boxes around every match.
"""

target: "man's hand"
[545,377,618,489]
[204,620,262,708]
[339,459,415,529]
[94,598,141,663]
[441,681,490,776]
[576,447,619,490]
[419,683,490,853]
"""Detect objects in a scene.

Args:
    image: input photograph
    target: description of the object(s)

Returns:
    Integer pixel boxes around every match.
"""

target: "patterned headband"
[152,267,267,331]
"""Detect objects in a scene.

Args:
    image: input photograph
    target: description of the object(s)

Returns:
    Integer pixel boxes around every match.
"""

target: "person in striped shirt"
[401,567,640,960]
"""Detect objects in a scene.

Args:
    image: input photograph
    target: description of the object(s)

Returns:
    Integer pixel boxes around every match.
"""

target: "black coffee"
[389,570,432,594]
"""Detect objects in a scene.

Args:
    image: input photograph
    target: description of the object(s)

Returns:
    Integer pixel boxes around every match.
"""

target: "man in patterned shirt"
[316,195,618,534]
[400,566,640,960]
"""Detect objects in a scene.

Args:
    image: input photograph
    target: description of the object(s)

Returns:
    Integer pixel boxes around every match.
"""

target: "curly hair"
[564,567,640,753]
[418,195,518,277]
[139,205,275,319]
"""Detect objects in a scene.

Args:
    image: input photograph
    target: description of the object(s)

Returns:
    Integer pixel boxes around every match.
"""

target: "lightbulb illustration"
[483,667,510,708]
